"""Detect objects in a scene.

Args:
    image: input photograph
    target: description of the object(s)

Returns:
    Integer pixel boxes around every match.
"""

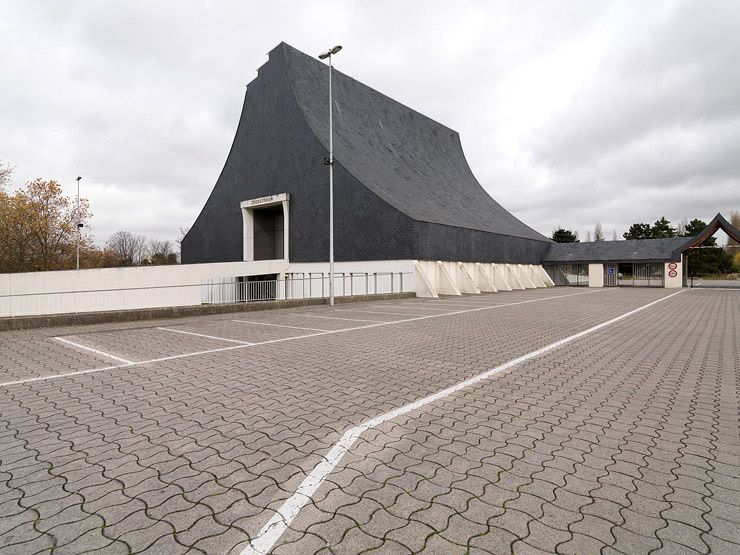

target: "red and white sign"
[668,269,678,278]
[668,262,678,270]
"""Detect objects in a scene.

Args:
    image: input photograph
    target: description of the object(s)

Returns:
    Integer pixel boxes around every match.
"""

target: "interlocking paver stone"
[0,288,738,554]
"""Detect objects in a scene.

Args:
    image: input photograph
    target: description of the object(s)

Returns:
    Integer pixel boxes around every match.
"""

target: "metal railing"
[201,272,412,305]
[544,264,588,286]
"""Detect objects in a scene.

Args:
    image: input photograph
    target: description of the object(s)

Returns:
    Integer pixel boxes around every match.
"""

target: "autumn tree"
[729,212,739,248]
[551,228,578,243]
[0,179,92,272]
[730,212,740,270]
[0,189,34,272]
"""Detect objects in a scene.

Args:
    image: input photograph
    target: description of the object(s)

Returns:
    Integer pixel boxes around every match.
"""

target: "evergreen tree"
[623,223,652,240]
[651,217,676,238]
[551,228,578,243]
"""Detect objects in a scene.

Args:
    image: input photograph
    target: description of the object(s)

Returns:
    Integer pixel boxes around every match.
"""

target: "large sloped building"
[181,42,551,268]
[182,42,738,294]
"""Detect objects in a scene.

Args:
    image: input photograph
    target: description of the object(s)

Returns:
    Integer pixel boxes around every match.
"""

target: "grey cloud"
[1,0,738,247]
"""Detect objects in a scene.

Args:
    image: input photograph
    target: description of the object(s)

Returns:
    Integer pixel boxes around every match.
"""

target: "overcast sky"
[2,0,738,246]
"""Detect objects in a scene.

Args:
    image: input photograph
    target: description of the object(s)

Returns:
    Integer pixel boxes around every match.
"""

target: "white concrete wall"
[0,260,287,317]
[588,264,604,288]
[664,261,682,288]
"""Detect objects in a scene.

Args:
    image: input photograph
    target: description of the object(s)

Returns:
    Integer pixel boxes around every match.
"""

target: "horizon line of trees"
[1,167,181,274]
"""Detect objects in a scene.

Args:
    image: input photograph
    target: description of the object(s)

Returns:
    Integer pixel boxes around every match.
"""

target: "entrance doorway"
[617,263,664,287]
[252,206,284,261]
[240,193,290,262]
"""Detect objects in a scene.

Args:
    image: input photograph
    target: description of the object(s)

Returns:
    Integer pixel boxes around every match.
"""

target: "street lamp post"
[76,176,82,270]
[319,45,342,306]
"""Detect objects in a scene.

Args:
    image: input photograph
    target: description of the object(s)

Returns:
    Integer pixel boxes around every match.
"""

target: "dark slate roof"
[543,237,691,263]
[277,43,549,242]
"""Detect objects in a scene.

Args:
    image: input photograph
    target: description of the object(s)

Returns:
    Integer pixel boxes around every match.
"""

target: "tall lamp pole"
[319,45,342,306]
[76,176,82,270]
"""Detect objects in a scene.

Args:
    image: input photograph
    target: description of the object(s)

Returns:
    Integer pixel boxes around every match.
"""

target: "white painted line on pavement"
[388,305,453,311]
[0,364,129,388]
[4,289,604,388]
[232,320,330,332]
[157,327,253,345]
[240,288,687,555]
[53,337,135,365]
[296,314,382,323]
[333,309,444,317]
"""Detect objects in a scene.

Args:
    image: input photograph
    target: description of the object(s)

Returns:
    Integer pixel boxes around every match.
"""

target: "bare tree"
[594,222,605,242]
[106,230,148,266]
[677,217,688,236]
[175,226,190,263]
[149,239,177,265]
[0,161,12,190]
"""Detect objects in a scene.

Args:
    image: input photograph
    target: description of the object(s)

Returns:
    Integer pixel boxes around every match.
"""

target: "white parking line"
[232,320,330,332]
[373,304,453,312]
[333,309,440,317]
[157,327,253,345]
[6,289,605,388]
[53,337,135,365]
[296,314,382,323]
[692,287,739,291]
[240,289,687,555]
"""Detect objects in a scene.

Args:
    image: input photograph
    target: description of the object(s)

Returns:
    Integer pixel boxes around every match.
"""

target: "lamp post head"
[76,176,82,182]
[318,45,342,59]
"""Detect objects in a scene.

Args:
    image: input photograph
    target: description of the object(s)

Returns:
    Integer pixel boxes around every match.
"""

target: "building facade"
[182,43,738,293]
[181,42,552,267]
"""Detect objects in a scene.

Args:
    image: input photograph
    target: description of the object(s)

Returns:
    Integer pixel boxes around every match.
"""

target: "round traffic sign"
[668,262,678,270]
[668,269,678,278]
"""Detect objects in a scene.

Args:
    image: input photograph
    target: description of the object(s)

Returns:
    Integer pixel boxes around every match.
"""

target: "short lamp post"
[318,45,342,306]
[76,176,82,270]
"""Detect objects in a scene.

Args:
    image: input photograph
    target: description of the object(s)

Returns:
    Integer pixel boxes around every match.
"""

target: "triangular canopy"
[678,213,740,252]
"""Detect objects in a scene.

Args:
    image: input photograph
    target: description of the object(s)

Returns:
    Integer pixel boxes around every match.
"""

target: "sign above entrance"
[241,193,289,209]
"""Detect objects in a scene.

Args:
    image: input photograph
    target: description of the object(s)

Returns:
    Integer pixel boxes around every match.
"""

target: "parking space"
[0,287,738,554]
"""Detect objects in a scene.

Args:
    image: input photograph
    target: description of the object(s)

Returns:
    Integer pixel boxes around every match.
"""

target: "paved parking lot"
[1,287,738,554]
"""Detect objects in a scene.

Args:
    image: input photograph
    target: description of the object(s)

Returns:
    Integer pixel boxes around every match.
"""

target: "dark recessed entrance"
[253,205,284,261]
